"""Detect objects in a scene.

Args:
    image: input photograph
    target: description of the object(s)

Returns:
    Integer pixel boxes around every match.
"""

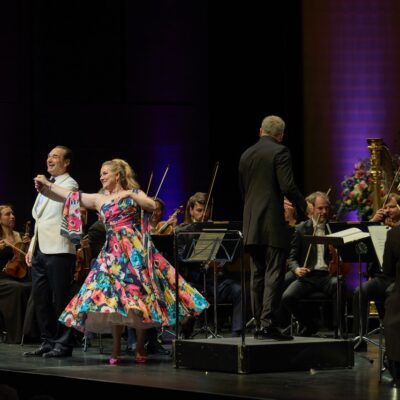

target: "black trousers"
[248,245,286,328]
[353,274,394,335]
[31,249,75,350]
[281,270,338,330]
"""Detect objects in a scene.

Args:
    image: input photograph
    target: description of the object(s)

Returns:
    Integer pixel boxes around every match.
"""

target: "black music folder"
[305,225,376,263]
[304,228,369,247]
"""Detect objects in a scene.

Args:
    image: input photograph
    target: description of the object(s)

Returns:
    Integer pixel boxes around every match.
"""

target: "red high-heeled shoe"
[108,357,120,365]
[134,355,147,364]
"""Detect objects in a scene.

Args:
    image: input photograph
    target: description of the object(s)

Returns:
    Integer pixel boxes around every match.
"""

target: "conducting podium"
[303,227,371,339]
[174,222,245,341]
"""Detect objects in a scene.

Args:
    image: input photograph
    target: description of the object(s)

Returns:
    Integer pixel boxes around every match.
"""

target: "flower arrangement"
[340,158,374,220]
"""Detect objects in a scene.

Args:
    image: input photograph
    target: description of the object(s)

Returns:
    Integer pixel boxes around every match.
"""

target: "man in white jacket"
[24,145,78,358]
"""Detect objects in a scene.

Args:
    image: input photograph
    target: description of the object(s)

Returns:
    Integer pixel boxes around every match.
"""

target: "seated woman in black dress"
[0,204,32,343]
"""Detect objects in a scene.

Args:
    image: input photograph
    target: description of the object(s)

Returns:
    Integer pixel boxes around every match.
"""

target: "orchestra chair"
[290,290,348,339]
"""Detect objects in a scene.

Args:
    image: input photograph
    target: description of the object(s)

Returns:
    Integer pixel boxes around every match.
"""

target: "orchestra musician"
[382,224,400,387]
[176,192,242,338]
[150,198,178,235]
[0,205,32,343]
[370,193,400,227]
[352,193,399,350]
[73,207,91,287]
[281,191,342,337]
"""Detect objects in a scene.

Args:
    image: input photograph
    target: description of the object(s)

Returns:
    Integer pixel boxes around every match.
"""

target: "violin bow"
[302,213,321,268]
[153,165,170,199]
[2,239,27,256]
[202,161,220,222]
[145,171,153,196]
[382,165,400,207]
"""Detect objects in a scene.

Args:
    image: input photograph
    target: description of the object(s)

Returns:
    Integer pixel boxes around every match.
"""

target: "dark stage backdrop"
[2,0,399,295]
[303,0,400,203]
[0,0,304,228]
[2,0,400,230]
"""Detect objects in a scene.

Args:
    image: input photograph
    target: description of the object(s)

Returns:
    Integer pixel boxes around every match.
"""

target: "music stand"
[328,223,385,352]
[304,229,370,339]
[326,221,380,264]
[174,224,242,339]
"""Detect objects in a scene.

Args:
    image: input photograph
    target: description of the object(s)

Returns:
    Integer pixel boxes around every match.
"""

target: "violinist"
[0,205,32,343]
[370,193,400,227]
[72,207,91,288]
[0,205,30,281]
[150,198,178,235]
[352,193,399,350]
[176,192,242,338]
[281,191,342,337]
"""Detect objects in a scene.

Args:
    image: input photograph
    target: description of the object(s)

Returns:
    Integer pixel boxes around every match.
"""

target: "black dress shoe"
[23,344,53,357]
[42,348,72,358]
[255,326,294,341]
[298,325,318,337]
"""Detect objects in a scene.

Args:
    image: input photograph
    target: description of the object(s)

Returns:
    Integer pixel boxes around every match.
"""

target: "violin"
[154,205,184,235]
[384,216,397,228]
[74,235,91,283]
[328,244,350,276]
[3,221,31,279]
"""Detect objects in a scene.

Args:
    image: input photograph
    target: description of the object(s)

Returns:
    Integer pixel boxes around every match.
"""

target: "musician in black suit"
[176,192,242,337]
[382,225,400,387]
[352,194,399,350]
[281,191,340,336]
[238,115,307,341]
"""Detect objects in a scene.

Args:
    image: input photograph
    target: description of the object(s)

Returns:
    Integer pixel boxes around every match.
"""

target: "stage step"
[173,336,354,374]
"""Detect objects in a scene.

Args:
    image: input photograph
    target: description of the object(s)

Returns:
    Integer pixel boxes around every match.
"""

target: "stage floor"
[0,335,396,400]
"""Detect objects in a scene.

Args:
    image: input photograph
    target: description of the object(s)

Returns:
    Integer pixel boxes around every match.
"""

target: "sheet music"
[325,227,370,244]
[187,232,225,262]
[368,225,391,268]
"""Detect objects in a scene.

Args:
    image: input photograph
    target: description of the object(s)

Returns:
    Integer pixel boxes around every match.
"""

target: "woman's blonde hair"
[102,159,139,190]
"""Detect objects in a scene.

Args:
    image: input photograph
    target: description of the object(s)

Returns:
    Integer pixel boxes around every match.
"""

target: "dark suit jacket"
[287,219,330,273]
[383,225,400,361]
[238,135,307,248]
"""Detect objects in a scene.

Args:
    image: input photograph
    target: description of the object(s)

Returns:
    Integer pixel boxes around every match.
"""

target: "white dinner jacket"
[29,173,78,255]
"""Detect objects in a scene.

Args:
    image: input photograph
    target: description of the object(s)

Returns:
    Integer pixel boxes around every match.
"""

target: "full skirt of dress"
[59,192,209,333]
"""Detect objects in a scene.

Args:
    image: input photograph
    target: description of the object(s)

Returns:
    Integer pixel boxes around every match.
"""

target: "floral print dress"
[59,190,208,333]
